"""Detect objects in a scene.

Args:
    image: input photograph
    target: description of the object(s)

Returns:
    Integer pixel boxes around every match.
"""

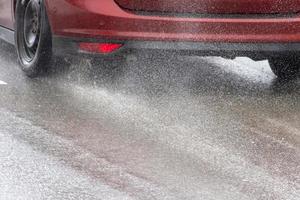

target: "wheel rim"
[22,0,41,62]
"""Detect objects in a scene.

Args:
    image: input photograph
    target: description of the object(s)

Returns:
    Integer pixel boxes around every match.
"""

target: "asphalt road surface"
[0,40,299,200]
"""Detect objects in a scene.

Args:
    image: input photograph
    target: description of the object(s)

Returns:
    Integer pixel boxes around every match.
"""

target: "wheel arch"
[12,0,17,24]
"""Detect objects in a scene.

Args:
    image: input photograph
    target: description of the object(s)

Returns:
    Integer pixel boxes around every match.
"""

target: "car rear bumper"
[46,0,300,44]
[52,36,300,59]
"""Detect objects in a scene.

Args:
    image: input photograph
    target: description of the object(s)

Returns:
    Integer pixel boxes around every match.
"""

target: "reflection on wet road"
[0,41,299,199]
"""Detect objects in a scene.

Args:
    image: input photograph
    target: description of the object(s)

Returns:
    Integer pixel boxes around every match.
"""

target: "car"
[1,0,300,78]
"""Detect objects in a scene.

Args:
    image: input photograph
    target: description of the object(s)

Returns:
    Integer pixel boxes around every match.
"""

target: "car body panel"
[0,0,14,29]
[44,0,300,43]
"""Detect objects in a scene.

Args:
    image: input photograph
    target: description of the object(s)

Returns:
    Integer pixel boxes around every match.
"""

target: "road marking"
[0,80,7,85]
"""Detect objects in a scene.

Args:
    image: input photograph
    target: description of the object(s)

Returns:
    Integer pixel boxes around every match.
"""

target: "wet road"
[0,40,299,200]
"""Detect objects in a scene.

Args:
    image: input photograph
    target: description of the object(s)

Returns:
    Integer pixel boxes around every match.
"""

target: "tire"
[268,56,300,78]
[15,0,52,77]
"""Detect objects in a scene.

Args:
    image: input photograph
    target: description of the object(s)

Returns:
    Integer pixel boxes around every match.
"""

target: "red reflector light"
[99,43,123,53]
[79,43,123,54]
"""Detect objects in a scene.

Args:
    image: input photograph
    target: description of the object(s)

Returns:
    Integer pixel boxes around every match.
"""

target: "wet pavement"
[0,40,299,200]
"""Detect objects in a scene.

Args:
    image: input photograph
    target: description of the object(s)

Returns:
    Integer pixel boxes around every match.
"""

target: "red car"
[1,0,300,78]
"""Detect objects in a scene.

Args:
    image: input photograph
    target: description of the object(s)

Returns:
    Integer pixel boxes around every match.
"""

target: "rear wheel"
[15,0,52,77]
[268,56,300,78]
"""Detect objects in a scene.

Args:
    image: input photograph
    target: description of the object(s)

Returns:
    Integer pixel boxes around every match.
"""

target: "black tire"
[15,0,52,77]
[268,56,300,78]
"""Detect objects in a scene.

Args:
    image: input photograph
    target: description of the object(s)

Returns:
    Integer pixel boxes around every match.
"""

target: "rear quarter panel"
[0,0,14,29]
